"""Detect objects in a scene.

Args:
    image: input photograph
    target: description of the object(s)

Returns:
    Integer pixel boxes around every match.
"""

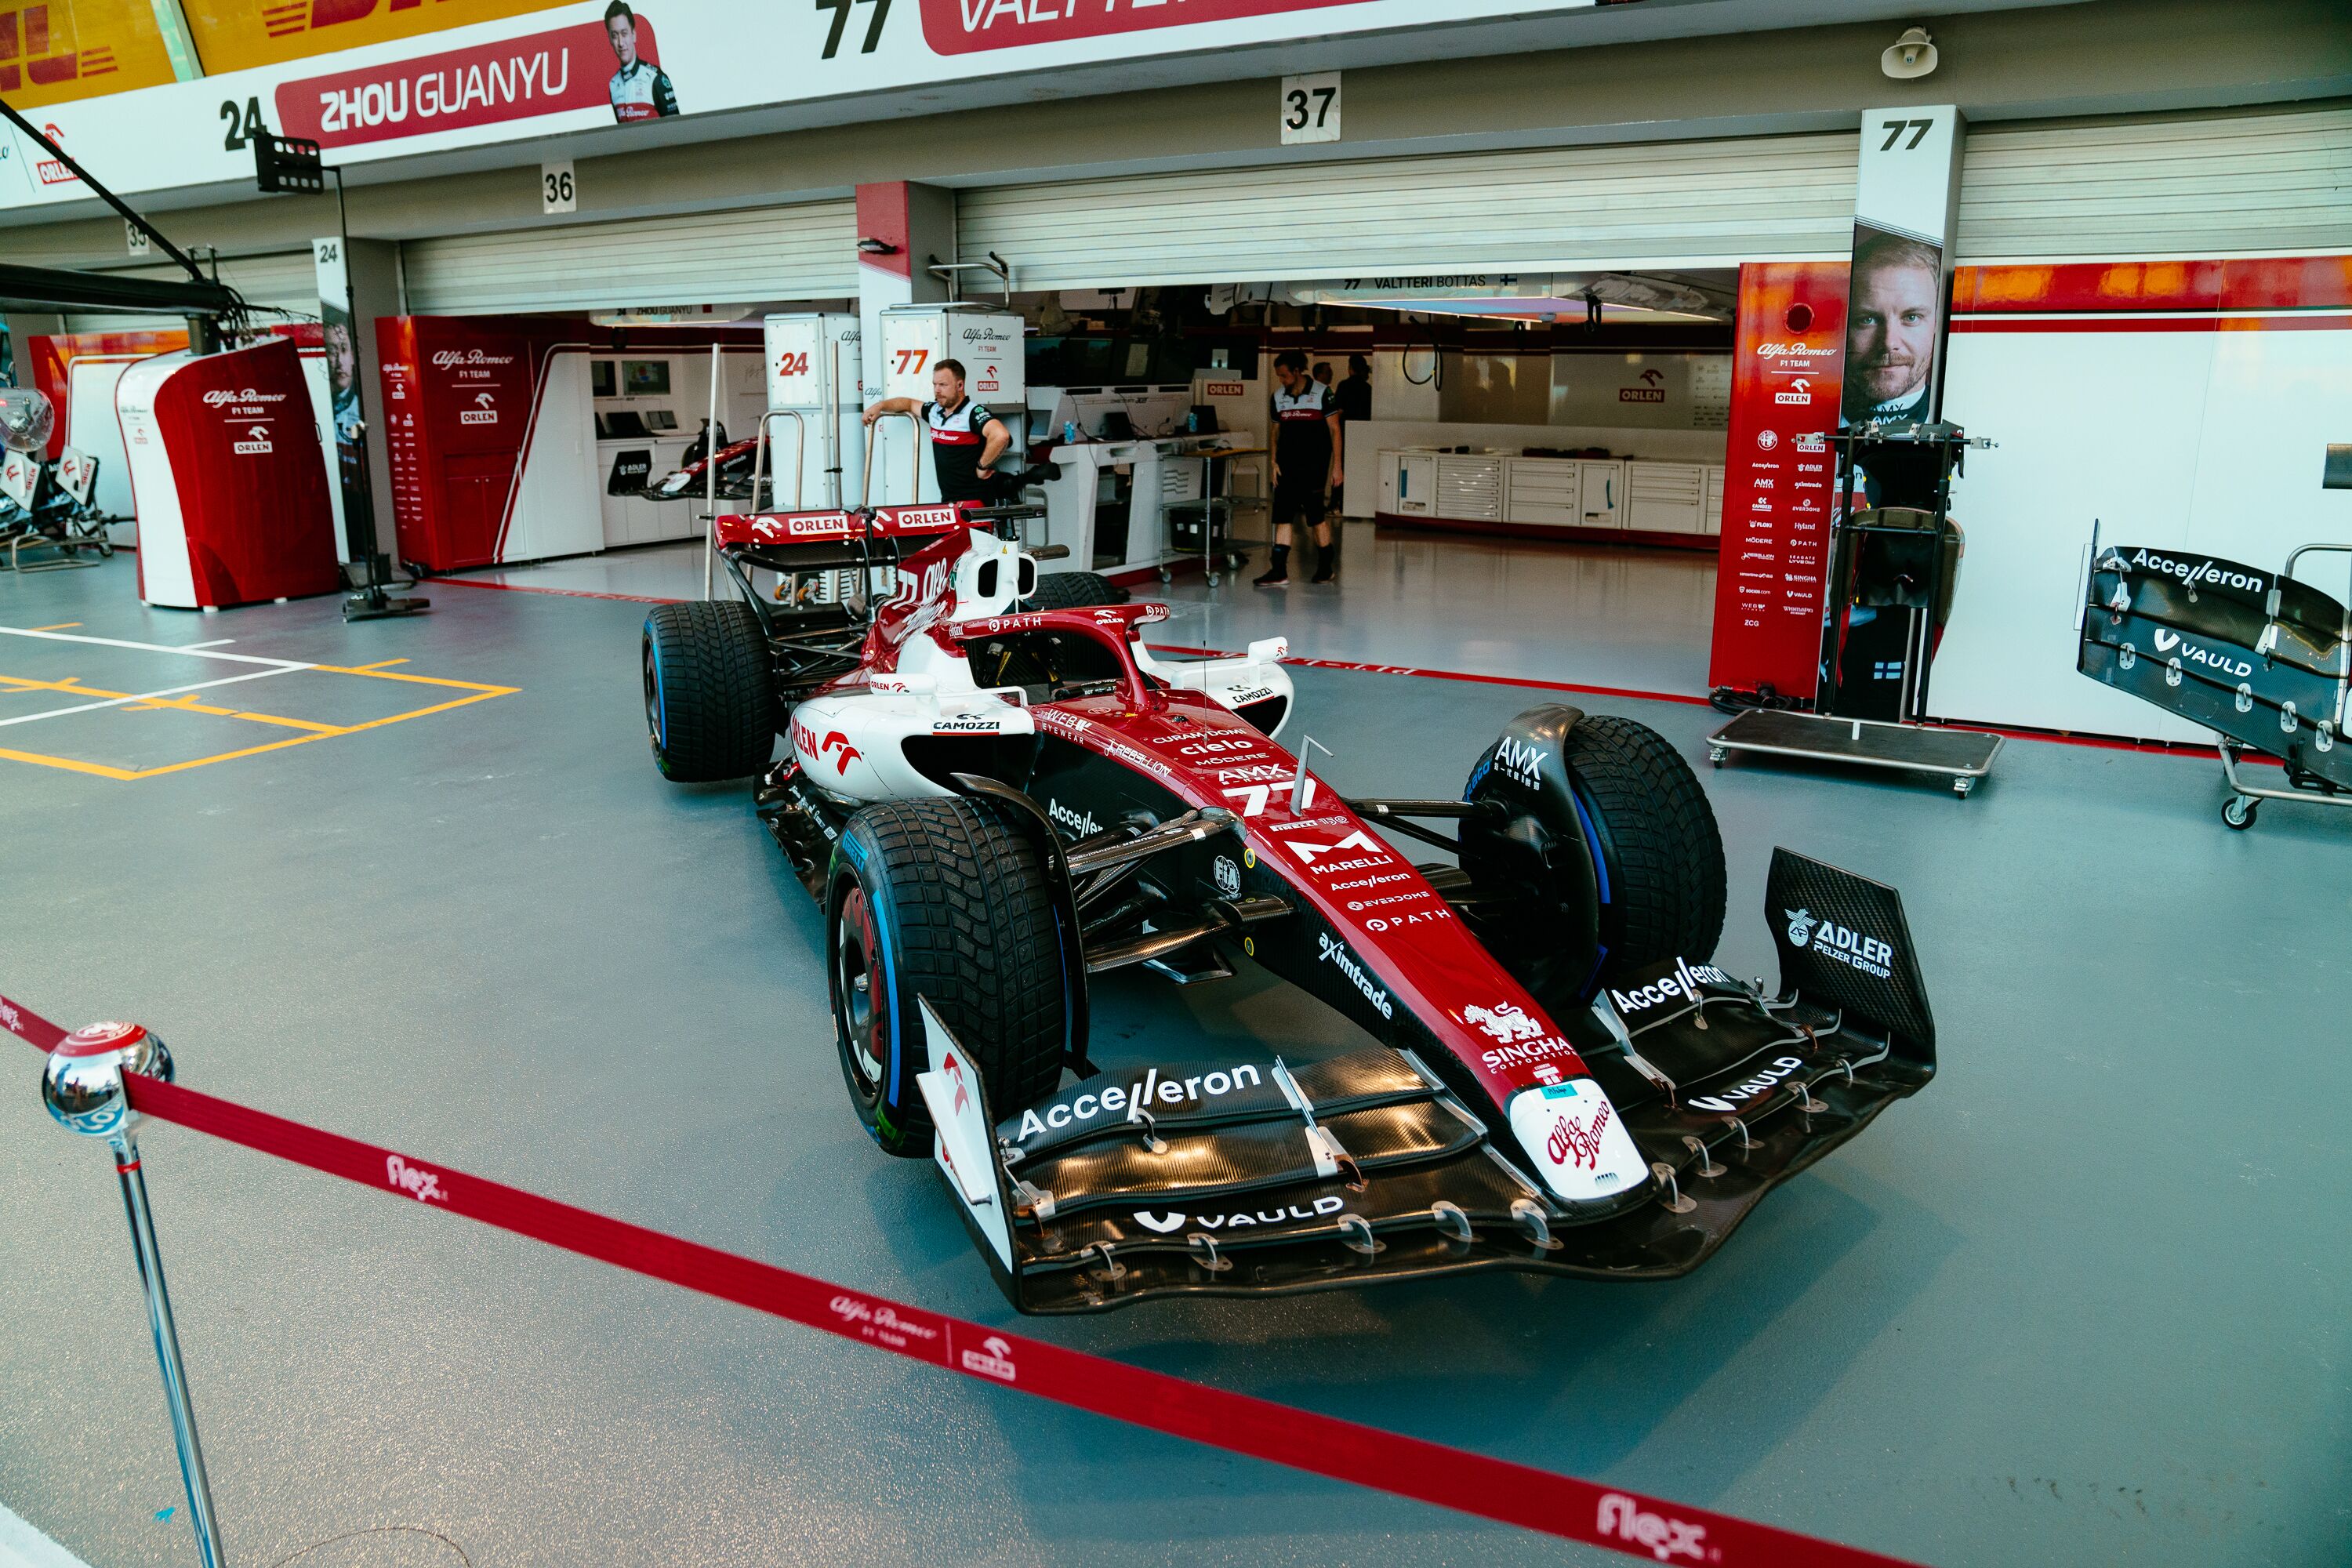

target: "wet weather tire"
[1566,715,1727,979]
[828,798,1070,1158]
[642,600,774,782]
[1022,571,1127,612]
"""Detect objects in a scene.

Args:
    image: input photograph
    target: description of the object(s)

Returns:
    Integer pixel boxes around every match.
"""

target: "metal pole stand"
[43,1022,227,1568]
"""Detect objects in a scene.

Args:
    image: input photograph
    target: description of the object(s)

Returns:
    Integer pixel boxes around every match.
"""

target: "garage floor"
[2,550,2345,1568]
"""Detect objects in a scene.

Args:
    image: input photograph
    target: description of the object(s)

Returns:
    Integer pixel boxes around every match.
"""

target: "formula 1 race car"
[641,502,1939,1313]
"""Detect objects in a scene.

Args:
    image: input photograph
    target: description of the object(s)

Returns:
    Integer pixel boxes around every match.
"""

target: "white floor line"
[0,626,313,670]
[180,638,236,649]
[0,665,307,728]
[0,1500,93,1568]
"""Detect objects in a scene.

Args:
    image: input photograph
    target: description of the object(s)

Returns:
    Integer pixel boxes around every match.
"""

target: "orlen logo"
[231,425,274,456]
[430,349,514,368]
[202,388,289,406]
[792,720,862,776]
[960,1334,1017,1382]
[34,123,77,187]
[384,1154,447,1203]
[459,392,498,426]
[1596,1494,1710,1563]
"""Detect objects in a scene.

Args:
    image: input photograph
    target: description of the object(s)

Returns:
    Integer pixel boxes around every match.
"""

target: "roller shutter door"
[64,249,323,332]
[401,199,857,314]
[958,132,1858,289]
[1957,103,2352,260]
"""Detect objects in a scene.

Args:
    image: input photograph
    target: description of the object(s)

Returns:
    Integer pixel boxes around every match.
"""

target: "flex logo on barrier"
[1598,1494,1712,1563]
[384,1153,447,1203]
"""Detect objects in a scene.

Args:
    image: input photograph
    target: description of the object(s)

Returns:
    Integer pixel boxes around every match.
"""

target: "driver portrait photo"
[604,2,679,123]
[1841,226,1944,426]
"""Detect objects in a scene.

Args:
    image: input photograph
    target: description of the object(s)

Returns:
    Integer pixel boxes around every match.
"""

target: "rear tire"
[642,600,774,782]
[1565,714,1726,978]
[828,798,1071,1157]
[1023,571,1127,612]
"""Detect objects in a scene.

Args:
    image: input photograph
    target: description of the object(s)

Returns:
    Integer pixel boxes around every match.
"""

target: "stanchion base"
[1708,708,2001,796]
[343,592,430,622]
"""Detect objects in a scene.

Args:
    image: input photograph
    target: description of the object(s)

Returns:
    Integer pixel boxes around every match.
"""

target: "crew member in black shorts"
[1256,350,1343,586]
[861,358,1009,505]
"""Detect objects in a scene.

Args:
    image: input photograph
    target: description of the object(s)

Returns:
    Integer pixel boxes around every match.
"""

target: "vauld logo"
[1494,735,1548,789]
[1465,1002,1544,1043]
[1783,909,1893,977]
[1134,1195,1345,1234]
[384,1154,447,1203]
[1047,799,1101,838]
[1686,1054,1807,1114]
[1316,931,1394,1019]
[960,1334,1018,1382]
[2150,626,2254,679]
[1214,855,1241,898]
[1596,1494,1708,1563]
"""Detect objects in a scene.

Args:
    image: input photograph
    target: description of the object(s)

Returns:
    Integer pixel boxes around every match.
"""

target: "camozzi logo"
[1596,1494,1709,1562]
[202,388,289,406]
[2150,627,2254,680]
[430,350,514,368]
[1785,909,1893,978]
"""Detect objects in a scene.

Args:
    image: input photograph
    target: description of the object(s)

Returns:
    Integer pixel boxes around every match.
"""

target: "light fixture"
[855,237,898,256]
[1881,26,1937,80]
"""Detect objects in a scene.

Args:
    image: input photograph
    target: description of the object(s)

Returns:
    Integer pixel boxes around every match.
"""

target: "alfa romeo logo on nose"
[1784,907,1819,948]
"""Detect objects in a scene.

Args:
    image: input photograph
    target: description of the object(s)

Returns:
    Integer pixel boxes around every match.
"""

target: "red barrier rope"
[4,990,1925,1567]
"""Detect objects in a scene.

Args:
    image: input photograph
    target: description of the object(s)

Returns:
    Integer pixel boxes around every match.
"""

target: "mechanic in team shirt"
[860,358,1011,506]
[604,2,679,122]
[1255,349,1344,586]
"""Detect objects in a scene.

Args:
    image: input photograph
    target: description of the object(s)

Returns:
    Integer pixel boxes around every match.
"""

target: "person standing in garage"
[1327,354,1372,517]
[1256,350,1344,587]
[862,358,1011,506]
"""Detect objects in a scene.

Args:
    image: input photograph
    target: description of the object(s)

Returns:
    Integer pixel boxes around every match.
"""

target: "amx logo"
[1494,735,1548,789]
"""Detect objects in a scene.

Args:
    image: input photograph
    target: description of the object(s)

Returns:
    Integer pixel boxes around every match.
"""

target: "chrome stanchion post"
[43,1022,225,1568]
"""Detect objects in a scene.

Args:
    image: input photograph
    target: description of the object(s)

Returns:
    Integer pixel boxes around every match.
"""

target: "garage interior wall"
[401,199,858,314]
[957,132,1860,289]
[1957,101,2352,259]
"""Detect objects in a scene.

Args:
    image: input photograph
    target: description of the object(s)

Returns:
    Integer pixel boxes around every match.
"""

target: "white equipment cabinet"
[764,311,864,509]
[1626,460,1708,534]
[872,304,1027,506]
[1577,459,1624,529]
[1385,450,1439,518]
[1504,456,1581,526]
[1704,463,1726,535]
[1435,453,1504,521]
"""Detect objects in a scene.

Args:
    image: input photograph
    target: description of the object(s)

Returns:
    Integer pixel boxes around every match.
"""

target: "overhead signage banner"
[183,0,570,76]
[0,0,1600,209]
[0,0,178,107]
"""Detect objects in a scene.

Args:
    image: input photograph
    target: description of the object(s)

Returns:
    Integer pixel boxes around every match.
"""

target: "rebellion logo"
[384,1154,448,1203]
[1596,1494,1708,1563]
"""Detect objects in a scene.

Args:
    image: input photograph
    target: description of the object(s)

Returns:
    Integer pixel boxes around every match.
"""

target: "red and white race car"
[642,501,1938,1313]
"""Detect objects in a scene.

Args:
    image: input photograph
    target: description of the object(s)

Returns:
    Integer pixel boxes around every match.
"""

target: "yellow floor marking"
[0,653,517,780]
[27,623,83,632]
[350,659,411,670]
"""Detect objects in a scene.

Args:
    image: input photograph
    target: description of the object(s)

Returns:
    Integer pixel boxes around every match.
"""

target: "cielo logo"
[1595,1493,1708,1562]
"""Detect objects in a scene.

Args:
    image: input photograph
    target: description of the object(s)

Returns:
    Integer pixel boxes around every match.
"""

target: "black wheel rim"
[832,883,887,1102]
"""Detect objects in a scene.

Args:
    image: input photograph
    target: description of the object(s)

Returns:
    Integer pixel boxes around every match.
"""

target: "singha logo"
[1465,1002,1544,1044]
[1784,908,1819,949]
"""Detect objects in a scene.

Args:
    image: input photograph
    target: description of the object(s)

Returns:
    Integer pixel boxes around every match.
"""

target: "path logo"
[960,1334,1018,1382]
[1596,1493,1710,1562]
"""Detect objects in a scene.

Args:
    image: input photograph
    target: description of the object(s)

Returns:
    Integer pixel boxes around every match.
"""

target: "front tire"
[827,799,1072,1157]
[1022,571,1127,612]
[642,600,774,782]
[1564,714,1726,977]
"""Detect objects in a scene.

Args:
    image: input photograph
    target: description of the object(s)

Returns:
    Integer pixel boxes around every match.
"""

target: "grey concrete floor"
[1,554,2346,1568]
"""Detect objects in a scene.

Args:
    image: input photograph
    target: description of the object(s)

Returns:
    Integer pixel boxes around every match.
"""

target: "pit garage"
[3,10,2351,1568]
